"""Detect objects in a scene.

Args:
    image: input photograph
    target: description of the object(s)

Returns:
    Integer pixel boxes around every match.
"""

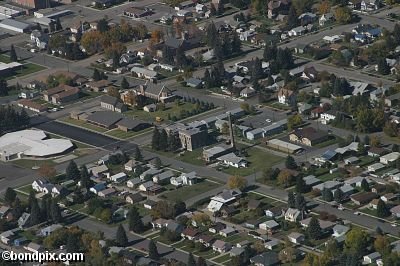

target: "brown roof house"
[135,83,176,103]
[289,127,328,147]
[181,228,199,241]
[268,0,291,19]
[43,84,80,104]
[350,192,378,206]
[277,88,296,106]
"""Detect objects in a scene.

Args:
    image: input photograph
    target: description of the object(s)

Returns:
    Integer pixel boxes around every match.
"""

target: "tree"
[148,240,159,260]
[50,198,61,223]
[377,199,389,218]
[116,224,128,247]
[278,170,292,187]
[121,77,129,90]
[334,7,352,24]
[364,135,370,146]
[319,0,330,14]
[153,157,162,169]
[97,18,109,33]
[66,234,80,253]
[66,160,80,180]
[159,129,168,151]
[287,6,298,28]
[92,68,101,81]
[393,144,399,152]
[38,163,57,178]
[287,114,303,131]
[295,193,306,211]
[374,235,391,256]
[206,23,218,49]
[55,17,62,31]
[10,45,17,62]
[285,156,297,170]
[4,187,16,205]
[128,206,144,233]
[187,253,196,266]
[80,165,90,189]
[322,188,333,202]
[0,79,9,96]
[197,256,207,266]
[307,217,321,239]
[377,58,390,75]
[295,176,307,193]
[361,178,370,191]
[227,175,247,190]
[151,128,161,150]
[30,197,41,226]
[264,43,277,61]
[134,147,143,161]
[288,191,296,208]
[344,228,369,256]
[333,188,344,203]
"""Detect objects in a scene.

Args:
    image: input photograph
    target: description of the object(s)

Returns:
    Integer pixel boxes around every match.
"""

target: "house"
[116,118,150,132]
[250,251,279,266]
[40,224,63,236]
[98,187,116,197]
[369,198,380,209]
[319,13,334,26]
[89,164,109,177]
[217,153,248,168]
[220,227,236,237]
[186,78,203,89]
[301,67,318,81]
[181,228,199,241]
[209,222,226,234]
[361,0,380,11]
[344,176,369,187]
[332,224,350,237]
[344,156,360,165]
[125,193,144,204]
[240,87,256,98]
[86,80,111,92]
[90,183,107,194]
[368,162,385,172]
[124,159,140,172]
[385,92,400,107]
[134,83,175,103]
[42,84,80,105]
[140,169,163,180]
[289,127,328,147]
[267,0,290,19]
[368,146,388,157]
[294,43,308,54]
[198,234,215,247]
[143,104,157,112]
[109,172,127,183]
[229,247,245,257]
[351,81,371,96]
[259,220,280,233]
[25,242,43,253]
[0,206,10,219]
[363,252,381,264]
[126,178,141,188]
[303,175,321,187]
[391,205,400,218]
[153,170,174,184]
[131,67,157,80]
[265,206,284,218]
[284,208,302,222]
[298,12,317,25]
[221,205,238,217]
[380,152,400,165]
[248,199,261,210]
[350,192,377,205]
[32,178,50,192]
[100,95,127,113]
[138,181,162,194]
[144,200,157,210]
[213,240,232,253]
[320,110,337,123]
[123,7,152,18]
[181,171,198,185]
[277,88,296,105]
[287,232,305,244]
[1,230,16,245]
[288,26,306,37]
[381,193,397,202]
[300,217,335,232]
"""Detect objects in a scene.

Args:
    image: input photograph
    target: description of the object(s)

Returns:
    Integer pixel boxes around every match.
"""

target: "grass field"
[0,53,46,79]
[60,117,108,133]
[160,180,222,202]
[212,254,231,263]
[177,149,206,166]
[222,146,284,176]
[12,158,56,169]
[106,127,153,139]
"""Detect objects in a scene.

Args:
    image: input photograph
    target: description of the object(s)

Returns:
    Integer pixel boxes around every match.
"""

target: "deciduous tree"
[227,175,247,190]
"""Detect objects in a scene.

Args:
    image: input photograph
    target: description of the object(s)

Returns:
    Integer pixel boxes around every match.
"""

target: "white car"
[391,223,397,227]
[354,212,360,215]
[51,108,58,112]
[266,119,272,123]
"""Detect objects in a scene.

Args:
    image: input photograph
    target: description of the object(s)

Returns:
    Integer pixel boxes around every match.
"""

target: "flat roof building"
[0,18,30,33]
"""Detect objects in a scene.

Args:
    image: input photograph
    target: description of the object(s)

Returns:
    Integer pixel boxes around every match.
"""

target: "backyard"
[160,180,222,202]
[0,53,46,80]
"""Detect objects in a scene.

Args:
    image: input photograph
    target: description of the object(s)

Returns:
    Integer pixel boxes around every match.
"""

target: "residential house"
[181,228,199,241]
[89,183,107,194]
[212,240,232,253]
[43,84,80,104]
[217,153,248,168]
[288,232,305,244]
[350,192,377,205]
[277,88,296,105]
[289,127,328,147]
[230,247,245,257]
[124,159,140,172]
[1,230,16,245]
[332,224,350,237]
[89,164,109,177]
[186,78,203,89]
[363,252,381,264]
[134,83,175,103]
[319,13,334,26]
[303,175,321,187]
[351,81,372,96]
[143,103,157,112]
[198,234,215,247]
[125,193,144,204]
[40,224,63,236]
[267,0,290,19]
[250,251,279,266]
[381,193,397,202]
[368,146,388,157]
[320,110,337,123]
[220,227,236,237]
[98,187,116,198]
[109,172,127,183]
[86,80,111,92]
[385,92,400,107]
[144,200,157,210]
[100,95,127,113]
[123,7,152,18]
[24,242,43,253]
[298,12,317,25]
[259,220,280,233]
[361,0,380,11]
[300,218,335,232]
[380,152,400,165]
[138,181,162,194]
[288,26,306,37]
[284,208,302,222]
[240,87,256,98]
[265,206,284,218]
[368,162,385,172]
[209,222,226,234]
[152,170,174,184]
[126,178,141,188]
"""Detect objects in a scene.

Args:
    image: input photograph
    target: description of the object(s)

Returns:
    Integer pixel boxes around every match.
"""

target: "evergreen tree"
[187,253,196,266]
[392,144,399,152]
[203,68,212,89]
[0,79,9,96]
[66,160,80,180]
[251,57,263,81]
[116,224,128,247]
[128,207,144,233]
[154,157,162,169]
[148,240,159,260]
[361,179,370,191]
[197,256,207,266]
[30,197,41,226]
[393,23,400,45]
[10,45,17,62]
[134,147,143,161]
[287,6,298,29]
[151,128,161,150]
[322,188,333,202]
[333,188,344,203]
[80,165,90,189]
[231,31,241,53]
[295,193,306,211]
[206,23,218,49]
[264,43,277,61]
[295,176,307,193]
[307,217,321,240]
[13,197,23,219]
[210,3,217,16]
[50,198,61,223]
[121,77,129,90]
[66,234,79,253]
[377,199,389,218]
[285,155,297,169]
[364,135,370,146]
[159,129,168,151]
[4,187,16,205]
[377,58,390,75]
[175,46,187,68]
[28,191,35,212]
[288,191,296,208]
[55,18,62,31]
[92,68,101,81]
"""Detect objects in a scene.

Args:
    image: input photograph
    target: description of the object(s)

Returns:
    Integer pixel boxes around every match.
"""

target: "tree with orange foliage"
[318,0,330,14]
[150,30,164,45]
[80,31,103,54]
[38,164,57,178]
[227,175,247,190]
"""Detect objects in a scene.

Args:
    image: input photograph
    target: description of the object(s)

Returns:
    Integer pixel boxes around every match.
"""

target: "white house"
[109,172,127,183]
[32,178,49,192]
[288,26,306,37]
[380,152,400,165]
[217,153,248,168]
[277,88,296,105]
[363,252,381,264]
[284,208,301,222]
[287,232,305,244]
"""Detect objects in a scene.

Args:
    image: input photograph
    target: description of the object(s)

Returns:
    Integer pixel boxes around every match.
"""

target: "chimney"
[228,113,236,150]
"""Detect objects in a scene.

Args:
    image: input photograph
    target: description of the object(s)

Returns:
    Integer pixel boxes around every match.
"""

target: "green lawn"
[16,184,33,195]
[213,254,231,263]
[59,117,108,133]
[0,53,46,79]
[177,148,206,166]
[160,180,222,202]
[124,102,208,122]
[222,146,284,176]
[313,135,342,148]
[318,171,342,182]
[105,127,153,139]
[0,54,11,63]
[12,158,56,169]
